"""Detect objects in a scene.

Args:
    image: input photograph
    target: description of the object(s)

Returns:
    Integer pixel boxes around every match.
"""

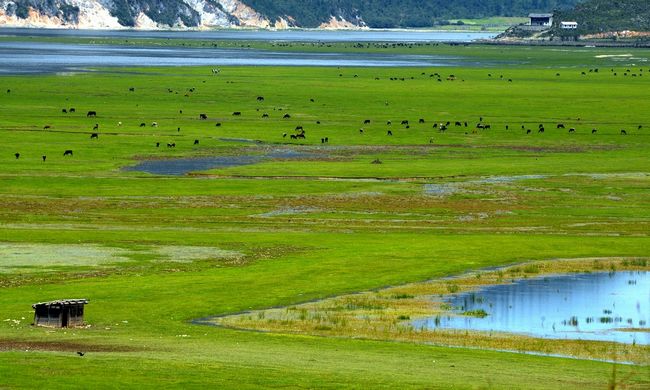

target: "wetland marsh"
[0,37,648,388]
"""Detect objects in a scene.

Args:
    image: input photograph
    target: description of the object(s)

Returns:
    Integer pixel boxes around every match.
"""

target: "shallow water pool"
[413,271,649,345]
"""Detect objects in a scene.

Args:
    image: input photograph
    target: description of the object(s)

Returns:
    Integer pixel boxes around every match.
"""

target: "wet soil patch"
[125,149,320,176]
[0,339,141,353]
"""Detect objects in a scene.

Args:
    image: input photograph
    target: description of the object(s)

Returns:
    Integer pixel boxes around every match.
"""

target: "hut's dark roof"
[32,299,89,308]
[528,13,553,18]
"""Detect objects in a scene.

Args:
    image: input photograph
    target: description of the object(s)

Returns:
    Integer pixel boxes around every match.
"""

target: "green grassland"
[0,44,649,388]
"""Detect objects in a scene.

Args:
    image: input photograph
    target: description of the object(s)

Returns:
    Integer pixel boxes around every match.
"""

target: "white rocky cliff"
[0,0,303,29]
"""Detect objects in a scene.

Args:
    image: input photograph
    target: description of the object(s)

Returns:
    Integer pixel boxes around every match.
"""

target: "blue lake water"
[0,28,501,74]
[0,41,507,74]
[413,271,650,345]
[0,27,495,42]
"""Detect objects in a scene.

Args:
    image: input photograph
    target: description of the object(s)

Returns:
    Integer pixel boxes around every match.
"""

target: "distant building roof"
[32,299,89,308]
[529,13,554,18]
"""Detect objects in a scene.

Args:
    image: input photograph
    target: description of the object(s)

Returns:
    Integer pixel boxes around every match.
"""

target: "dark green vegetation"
[0,44,649,388]
[3,0,576,28]
[555,0,650,35]
[244,0,577,28]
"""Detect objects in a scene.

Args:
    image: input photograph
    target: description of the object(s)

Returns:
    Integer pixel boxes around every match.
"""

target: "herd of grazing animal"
[7,70,646,163]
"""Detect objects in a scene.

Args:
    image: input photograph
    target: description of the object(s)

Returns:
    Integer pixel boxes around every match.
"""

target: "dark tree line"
[242,0,579,28]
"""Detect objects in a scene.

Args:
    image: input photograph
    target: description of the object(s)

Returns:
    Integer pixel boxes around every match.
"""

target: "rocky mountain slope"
[0,0,271,29]
[0,0,578,29]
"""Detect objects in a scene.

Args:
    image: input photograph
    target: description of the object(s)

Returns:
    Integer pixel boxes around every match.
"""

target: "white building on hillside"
[561,21,578,29]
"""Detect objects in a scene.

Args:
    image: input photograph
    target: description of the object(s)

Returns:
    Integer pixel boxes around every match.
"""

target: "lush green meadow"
[0,43,649,388]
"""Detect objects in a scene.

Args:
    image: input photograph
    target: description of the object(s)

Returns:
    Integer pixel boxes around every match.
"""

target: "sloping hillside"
[0,0,578,29]
[243,0,579,28]
[555,0,650,34]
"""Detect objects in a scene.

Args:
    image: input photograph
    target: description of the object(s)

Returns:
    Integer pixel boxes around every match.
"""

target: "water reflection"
[0,27,495,42]
[0,41,506,74]
[413,271,649,345]
[124,149,316,175]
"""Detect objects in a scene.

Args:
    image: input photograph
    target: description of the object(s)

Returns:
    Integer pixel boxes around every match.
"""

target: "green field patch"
[0,242,245,274]
[0,243,130,273]
[151,245,244,264]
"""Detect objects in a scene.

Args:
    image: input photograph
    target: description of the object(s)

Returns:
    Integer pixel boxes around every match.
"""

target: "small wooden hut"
[32,299,88,328]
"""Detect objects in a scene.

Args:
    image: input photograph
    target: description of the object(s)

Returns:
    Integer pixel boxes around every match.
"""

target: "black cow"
[401,120,409,125]
[232,111,241,116]
[215,123,221,127]
[387,121,392,125]
[283,114,291,119]
[569,128,575,133]
[557,123,565,129]
[156,142,160,147]
[90,133,99,139]
[262,113,269,118]
[63,150,73,156]
[454,121,461,126]
[638,125,643,130]
[295,126,303,131]
[62,108,67,114]
[69,108,76,113]
[167,143,176,148]
[363,119,371,124]
[199,113,208,120]
[14,153,19,159]
[387,130,393,136]
[538,128,545,133]
[129,87,135,92]
[257,96,264,102]
[283,133,287,138]
[310,98,315,102]
[194,139,199,145]
[592,129,597,134]
[93,124,99,131]
[419,119,426,124]
[140,123,146,127]
[42,155,46,162]
[621,129,627,135]
[87,111,97,117]
[43,125,51,130]
[527,129,532,134]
